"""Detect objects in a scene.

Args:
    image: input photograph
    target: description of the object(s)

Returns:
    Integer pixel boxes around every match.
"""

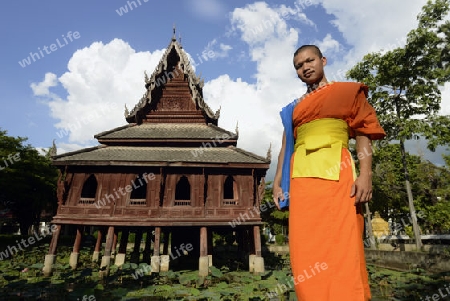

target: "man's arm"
[350,134,373,204]
[273,130,286,210]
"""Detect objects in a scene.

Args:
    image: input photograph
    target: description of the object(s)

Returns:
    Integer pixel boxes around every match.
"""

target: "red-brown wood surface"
[48,37,270,270]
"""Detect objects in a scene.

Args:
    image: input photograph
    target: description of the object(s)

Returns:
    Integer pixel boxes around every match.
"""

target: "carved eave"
[125,36,219,125]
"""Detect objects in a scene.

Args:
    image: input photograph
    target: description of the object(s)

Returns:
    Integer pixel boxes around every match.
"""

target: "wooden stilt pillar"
[112,230,118,257]
[251,225,264,274]
[115,229,129,266]
[143,229,152,263]
[131,229,143,263]
[43,224,61,276]
[92,228,103,262]
[160,228,170,271]
[69,226,83,269]
[100,226,114,277]
[253,226,261,256]
[151,227,161,272]
[199,226,209,276]
[200,227,207,256]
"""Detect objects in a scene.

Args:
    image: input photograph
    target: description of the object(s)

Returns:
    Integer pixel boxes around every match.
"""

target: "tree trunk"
[364,203,377,249]
[399,140,423,250]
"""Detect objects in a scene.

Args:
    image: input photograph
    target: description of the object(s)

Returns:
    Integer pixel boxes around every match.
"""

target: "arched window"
[79,174,97,205]
[129,175,147,206]
[175,176,190,206]
[223,175,238,205]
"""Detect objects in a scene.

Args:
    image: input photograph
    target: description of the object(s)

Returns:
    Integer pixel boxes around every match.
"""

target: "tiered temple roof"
[53,34,270,167]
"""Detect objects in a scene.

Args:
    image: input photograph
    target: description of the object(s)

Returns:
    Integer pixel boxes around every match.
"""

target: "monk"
[273,45,386,300]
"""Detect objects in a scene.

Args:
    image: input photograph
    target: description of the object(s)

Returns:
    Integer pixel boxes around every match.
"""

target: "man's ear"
[322,56,327,66]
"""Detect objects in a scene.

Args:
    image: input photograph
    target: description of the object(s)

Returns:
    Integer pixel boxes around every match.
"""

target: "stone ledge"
[265,244,450,272]
[365,249,450,272]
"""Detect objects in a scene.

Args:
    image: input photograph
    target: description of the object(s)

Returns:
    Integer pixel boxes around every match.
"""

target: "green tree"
[370,143,450,235]
[260,181,289,239]
[371,144,421,217]
[370,144,434,232]
[413,158,450,233]
[347,0,450,249]
[0,129,58,235]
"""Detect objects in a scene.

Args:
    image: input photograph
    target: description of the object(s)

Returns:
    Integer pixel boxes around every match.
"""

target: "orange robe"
[288,82,385,301]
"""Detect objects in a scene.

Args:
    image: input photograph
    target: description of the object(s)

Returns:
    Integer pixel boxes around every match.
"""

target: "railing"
[78,198,95,205]
[174,200,191,206]
[128,199,147,206]
[222,200,238,205]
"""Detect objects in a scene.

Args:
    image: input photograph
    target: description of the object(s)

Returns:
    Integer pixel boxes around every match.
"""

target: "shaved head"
[293,45,323,62]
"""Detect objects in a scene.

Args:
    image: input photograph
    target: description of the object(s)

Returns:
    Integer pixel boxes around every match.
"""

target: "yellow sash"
[292,118,353,180]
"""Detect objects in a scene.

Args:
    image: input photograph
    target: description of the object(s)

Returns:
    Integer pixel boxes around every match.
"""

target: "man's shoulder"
[334,81,366,88]
[333,81,368,96]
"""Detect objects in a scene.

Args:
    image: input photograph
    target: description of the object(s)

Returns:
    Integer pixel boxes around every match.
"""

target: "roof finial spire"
[48,139,57,157]
[266,143,272,161]
[124,104,129,117]
[172,24,176,41]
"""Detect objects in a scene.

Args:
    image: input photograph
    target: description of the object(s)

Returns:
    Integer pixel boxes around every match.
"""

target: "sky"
[1,0,449,180]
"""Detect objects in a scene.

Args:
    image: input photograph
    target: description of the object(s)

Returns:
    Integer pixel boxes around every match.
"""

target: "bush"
[275,234,285,245]
[404,226,413,238]
[212,232,225,246]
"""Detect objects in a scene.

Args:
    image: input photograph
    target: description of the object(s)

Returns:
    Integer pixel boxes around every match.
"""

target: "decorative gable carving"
[125,36,219,125]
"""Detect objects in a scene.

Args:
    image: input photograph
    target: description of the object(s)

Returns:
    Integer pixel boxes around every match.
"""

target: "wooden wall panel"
[148,173,160,208]
[164,174,175,207]
[68,173,85,206]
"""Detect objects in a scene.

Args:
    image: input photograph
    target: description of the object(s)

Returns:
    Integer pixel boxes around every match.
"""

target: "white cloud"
[35,143,88,157]
[203,39,233,59]
[184,0,228,21]
[319,0,425,54]
[279,2,315,26]
[202,2,314,179]
[209,0,449,178]
[317,34,340,57]
[34,0,448,178]
[229,2,314,47]
[56,142,92,155]
[220,43,232,52]
[32,38,165,146]
[317,0,429,82]
[315,0,450,117]
[31,72,58,96]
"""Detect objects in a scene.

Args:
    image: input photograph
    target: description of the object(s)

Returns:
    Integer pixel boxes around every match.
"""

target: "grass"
[0,238,449,300]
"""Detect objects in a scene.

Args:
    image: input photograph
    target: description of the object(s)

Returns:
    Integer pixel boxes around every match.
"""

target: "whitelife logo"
[0,225,58,260]
[0,152,21,171]
[18,31,81,68]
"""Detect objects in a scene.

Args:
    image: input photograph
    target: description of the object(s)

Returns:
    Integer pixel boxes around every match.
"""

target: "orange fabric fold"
[292,82,385,141]
[288,82,385,300]
[290,150,370,300]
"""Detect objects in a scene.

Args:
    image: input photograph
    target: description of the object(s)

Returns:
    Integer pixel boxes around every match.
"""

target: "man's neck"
[306,78,328,93]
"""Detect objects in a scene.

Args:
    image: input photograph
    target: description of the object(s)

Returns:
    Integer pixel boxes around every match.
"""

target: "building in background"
[43,31,270,277]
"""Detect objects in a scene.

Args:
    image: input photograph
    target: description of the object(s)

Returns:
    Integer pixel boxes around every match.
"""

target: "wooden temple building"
[44,33,271,277]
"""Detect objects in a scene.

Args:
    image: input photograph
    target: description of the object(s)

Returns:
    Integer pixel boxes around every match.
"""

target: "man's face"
[293,48,327,85]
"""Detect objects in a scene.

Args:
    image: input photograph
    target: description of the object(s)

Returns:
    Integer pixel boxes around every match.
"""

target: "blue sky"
[0,0,449,179]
